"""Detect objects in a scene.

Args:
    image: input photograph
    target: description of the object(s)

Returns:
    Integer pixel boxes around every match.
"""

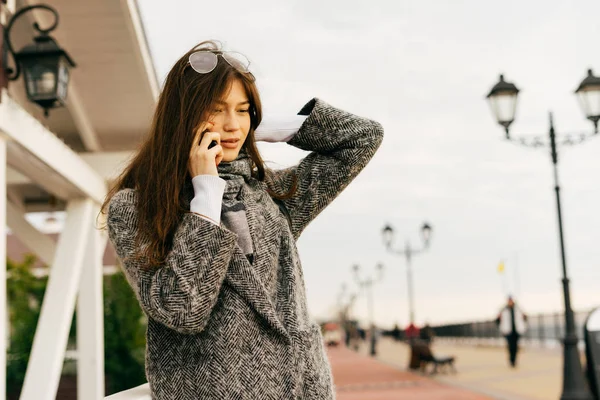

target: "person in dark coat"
[391,323,402,341]
[496,296,528,368]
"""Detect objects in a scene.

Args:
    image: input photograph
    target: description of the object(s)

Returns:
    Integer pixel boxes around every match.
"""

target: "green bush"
[103,266,147,394]
[7,255,147,397]
[7,255,47,397]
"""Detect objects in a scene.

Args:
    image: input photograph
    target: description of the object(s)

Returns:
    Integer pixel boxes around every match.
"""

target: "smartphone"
[200,128,218,149]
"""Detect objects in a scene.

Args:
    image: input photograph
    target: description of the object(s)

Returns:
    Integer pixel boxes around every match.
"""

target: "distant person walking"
[496,296,527,367]
[391,323,402,341]
[344,321,361,351]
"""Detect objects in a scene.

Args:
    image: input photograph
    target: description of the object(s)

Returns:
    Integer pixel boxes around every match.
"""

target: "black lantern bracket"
[2,4,76,116]
[504,112,598,152]
[382,222,433,257]
[3,4,75,81]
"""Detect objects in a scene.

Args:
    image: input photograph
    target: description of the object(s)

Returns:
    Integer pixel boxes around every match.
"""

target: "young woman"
[103,40,383,399]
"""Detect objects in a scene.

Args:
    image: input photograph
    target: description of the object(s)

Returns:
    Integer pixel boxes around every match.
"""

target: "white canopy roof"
[5,0,158,211]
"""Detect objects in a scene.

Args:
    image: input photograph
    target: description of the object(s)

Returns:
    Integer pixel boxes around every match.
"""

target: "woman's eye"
[213,109,223,113]
[238,109,250,113]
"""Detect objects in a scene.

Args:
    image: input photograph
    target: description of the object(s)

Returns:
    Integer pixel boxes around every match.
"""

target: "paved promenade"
[327,344,495,399]
[360,337,574,400]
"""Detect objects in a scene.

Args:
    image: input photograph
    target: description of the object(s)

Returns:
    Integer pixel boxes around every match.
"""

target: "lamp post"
[337,283,356,326]
[2,4,75,116]
[352,263,384,356]
[381,222,432,326]
[337,284,358,348]
[486,70,600,400]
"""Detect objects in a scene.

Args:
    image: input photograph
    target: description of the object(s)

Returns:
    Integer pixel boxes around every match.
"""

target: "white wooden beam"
[66,84,102,151]
[17,203,66,214]
[6,0,15,14]
[20,199,95,400]
[79,151,134,182]
[6,151,133,186]
[6,167,29,185]
[0,89,107,204]
[0,0,15,25]
[120,0,160,101]
[77,208,106,400]
[6,187,24,212]
[31,265,119,278]
[0,138,7,400]
[6,144,76,200]
[6,200,56,266]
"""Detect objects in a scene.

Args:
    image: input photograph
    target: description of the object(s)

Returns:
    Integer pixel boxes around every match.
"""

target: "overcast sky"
[136,0,600,329]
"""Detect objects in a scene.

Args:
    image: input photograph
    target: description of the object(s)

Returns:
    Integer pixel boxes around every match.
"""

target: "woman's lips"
[220,139,239,149]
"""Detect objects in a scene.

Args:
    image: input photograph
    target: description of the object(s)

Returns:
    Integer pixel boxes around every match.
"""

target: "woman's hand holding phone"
[188,122,223,177]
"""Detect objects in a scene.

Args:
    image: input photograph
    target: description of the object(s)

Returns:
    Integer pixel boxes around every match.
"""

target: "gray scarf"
[217,151,254,262]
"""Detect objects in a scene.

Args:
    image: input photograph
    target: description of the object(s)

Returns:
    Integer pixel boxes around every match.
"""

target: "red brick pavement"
[327,346,495,400]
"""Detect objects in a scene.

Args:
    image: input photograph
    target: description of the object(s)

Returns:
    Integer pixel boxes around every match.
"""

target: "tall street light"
[352,263,384,356]
[486,70,600,400]
[337,284,358,348]
[381,223,432,325]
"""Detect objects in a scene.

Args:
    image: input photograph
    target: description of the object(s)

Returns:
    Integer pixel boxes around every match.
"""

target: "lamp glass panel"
[488,92,517,124]
[577,85,600,119]
[56,59,70,101]
[23,58,58,100]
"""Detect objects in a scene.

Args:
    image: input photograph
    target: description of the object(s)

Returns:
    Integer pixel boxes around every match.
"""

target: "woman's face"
[208,79,251,162]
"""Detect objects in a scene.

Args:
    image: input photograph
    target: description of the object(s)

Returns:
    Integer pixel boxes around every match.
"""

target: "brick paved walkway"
[370,337,572,400]
[328,345,495,399]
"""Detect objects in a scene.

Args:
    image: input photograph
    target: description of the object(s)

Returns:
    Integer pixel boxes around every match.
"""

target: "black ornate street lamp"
[352,263,384,356]
[486,74,520,138]
[575,69,600,132]
[486,71,600,400]
[382,222,432,325]
[3,4,76,116]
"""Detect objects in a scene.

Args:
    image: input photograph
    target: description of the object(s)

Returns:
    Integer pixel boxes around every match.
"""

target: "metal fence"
[432,309,594,346]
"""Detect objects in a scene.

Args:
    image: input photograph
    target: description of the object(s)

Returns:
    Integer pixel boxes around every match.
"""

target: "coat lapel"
[224,248,290,342]
[210,175,290,342]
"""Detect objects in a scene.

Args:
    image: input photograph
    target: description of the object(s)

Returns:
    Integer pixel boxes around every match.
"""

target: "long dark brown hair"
[100,40,296,269]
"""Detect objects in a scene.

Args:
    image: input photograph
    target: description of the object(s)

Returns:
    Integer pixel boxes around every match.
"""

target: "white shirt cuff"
[254,115,308,143]
[190,175,226,225]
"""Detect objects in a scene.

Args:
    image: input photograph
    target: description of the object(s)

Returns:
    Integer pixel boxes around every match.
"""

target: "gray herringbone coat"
[107,99,384,399]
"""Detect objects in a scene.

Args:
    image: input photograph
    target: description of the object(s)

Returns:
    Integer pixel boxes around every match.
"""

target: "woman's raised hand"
[188,122,224,177]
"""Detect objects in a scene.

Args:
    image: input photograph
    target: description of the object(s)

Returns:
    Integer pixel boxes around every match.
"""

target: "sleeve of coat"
[107,189,238,334]
[267,98,384,239]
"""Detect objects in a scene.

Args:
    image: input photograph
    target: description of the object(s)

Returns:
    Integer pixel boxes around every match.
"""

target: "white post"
[6,0,16,15]
[20,199,95,400]
[77,208,106,400]
[0,137,7,400]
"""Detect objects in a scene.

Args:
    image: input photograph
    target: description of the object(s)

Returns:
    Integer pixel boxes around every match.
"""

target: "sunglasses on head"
[188,50,251,76]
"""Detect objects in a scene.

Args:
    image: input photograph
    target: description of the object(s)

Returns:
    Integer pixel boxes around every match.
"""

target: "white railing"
[105,383,151,400]
[0,89,108,400]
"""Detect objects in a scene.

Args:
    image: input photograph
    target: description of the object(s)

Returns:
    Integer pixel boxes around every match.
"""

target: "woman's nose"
[223,112,240,131]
